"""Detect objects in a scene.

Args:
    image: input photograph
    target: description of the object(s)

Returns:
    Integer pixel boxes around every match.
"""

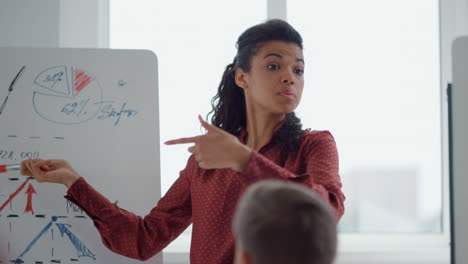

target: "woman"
[22,19,345,264]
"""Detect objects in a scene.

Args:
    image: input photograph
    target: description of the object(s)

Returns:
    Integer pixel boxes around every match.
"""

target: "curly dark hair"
[207,19,305,155]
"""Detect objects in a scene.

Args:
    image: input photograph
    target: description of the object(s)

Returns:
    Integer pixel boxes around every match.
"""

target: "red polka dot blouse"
[65,129,345,264]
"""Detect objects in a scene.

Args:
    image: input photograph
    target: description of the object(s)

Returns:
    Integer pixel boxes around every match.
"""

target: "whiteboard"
[451,36,468,264]
[0,48,162,264]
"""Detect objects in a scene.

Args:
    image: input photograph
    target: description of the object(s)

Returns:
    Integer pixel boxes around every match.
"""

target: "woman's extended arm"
[22,157,195,261]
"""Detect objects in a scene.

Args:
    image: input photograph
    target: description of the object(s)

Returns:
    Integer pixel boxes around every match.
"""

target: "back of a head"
[233,180,337,264]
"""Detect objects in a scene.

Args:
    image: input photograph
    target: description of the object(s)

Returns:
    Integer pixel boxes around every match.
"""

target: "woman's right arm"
[21,159,80,188]
[21,158,194,261]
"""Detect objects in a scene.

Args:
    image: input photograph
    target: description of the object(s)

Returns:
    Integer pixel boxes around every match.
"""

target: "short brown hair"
[233,180,337,264]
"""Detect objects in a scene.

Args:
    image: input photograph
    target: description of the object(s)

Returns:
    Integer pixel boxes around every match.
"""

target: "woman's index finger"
[164,136,200,145]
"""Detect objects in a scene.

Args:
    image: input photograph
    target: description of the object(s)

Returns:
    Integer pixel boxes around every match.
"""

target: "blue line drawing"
[32,91,103,125]
[15,216,58,264]
[13,216,96,263]
[56,223,96,260]
[33,66,70,97]
[31,66,139,126]
[96,100,138,126]
[32,66,103,125]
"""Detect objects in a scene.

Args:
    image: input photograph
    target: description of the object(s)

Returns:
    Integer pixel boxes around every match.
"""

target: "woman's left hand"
[165,115,252,172]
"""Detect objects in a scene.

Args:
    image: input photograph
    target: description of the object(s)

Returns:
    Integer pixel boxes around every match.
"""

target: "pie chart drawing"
[33,66,103,125]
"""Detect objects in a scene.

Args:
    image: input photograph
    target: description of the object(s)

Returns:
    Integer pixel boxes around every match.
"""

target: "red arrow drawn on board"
[0,179,30,212]
[24,183,37,215]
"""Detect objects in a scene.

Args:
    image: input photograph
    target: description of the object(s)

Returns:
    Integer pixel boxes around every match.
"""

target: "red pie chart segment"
[74,69,94,97]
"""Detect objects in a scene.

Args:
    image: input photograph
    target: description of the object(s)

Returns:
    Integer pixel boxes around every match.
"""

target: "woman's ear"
[235,68,248,89]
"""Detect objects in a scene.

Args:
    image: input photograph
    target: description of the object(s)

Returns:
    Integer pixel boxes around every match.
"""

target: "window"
[288,0,442,233]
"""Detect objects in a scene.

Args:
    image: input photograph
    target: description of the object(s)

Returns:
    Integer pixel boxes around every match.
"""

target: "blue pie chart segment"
[33,66,70,97]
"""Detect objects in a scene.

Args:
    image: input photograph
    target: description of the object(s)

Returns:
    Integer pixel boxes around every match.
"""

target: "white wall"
[59,0,109,47]
[0,0,60,47]
[0,0,109,48]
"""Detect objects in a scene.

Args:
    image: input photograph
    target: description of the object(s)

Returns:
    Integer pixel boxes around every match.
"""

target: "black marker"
[0,65,26,115]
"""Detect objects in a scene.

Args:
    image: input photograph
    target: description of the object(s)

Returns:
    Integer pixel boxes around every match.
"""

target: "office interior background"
[0,0,465,263]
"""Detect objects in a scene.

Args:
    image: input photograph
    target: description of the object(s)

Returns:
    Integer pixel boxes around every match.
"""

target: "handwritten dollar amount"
[0,150,40,161]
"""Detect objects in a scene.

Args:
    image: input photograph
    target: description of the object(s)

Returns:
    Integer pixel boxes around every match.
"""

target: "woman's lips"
[278,91,296,99]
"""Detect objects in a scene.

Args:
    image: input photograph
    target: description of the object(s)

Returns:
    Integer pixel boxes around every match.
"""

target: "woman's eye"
[267,64,280,70]
[294,68,304,75]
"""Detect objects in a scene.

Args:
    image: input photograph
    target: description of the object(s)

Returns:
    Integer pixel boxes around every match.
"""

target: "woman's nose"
[282,70,295,84]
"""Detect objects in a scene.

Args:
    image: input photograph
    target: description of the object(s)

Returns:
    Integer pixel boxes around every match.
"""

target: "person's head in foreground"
[233,180,337,264]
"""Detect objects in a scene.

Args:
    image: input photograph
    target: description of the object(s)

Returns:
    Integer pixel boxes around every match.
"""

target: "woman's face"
[236,40,304,115]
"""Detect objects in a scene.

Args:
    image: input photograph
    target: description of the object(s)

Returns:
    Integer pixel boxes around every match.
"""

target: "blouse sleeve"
[64,155,196,261]
[239,131,345,219]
